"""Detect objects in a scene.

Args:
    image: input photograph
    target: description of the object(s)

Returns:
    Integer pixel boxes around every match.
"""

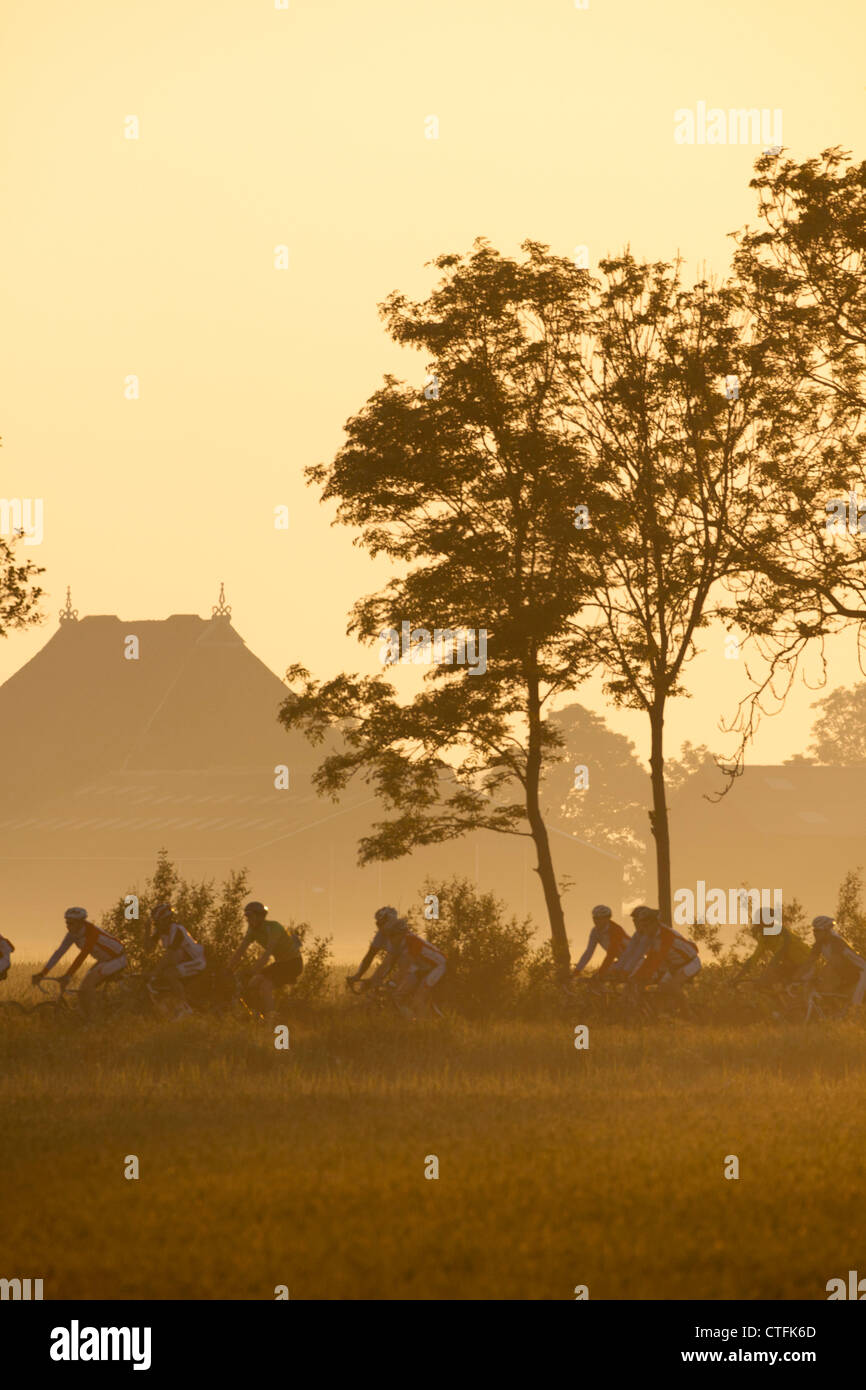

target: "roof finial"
[212,582,232,618]
[59,586,78,624]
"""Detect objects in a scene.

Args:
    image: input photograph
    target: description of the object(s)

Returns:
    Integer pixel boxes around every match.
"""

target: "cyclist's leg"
[393,963,419,1015]
[413,959,445,1017]
[79,956,125,1015]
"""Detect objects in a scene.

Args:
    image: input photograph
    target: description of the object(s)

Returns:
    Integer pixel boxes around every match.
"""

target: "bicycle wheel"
[29,1000,66,1021]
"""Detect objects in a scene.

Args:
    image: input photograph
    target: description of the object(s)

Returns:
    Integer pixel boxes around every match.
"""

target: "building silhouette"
[0,588,622,956]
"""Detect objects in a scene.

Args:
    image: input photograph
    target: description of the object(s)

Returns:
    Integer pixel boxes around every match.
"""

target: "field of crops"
[1,964,864,1300]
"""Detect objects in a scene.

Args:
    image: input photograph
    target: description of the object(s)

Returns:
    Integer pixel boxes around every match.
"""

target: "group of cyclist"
[6,894,865,1022]
[6,898,448,1022]
[20,900,303,1022]
[572,902,866,1015]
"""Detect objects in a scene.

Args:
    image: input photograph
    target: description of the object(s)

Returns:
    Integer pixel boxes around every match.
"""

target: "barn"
[0,588,622,957]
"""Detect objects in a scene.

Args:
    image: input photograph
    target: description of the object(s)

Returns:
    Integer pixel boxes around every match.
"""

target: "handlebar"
[35,977,78,997]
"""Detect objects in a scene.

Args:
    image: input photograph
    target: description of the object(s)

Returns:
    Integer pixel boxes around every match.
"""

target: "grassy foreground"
[1,973,864,1300]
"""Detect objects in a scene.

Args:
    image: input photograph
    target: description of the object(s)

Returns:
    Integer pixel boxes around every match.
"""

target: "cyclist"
[608,905,656,980]
[346,906,410,990]
[32,907,128,1014]
[572,905,631,984]
[733,920,811,990]
[352,907,446,1017]
[392,926,447,1018]
[148,904,206,1017]
[621,906,701,995]
[229,901,303,1022]
[804,915,866,1012]
[0,932,14,982]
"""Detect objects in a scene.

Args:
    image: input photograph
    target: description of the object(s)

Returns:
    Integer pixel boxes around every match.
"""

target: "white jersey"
[158,921,205,968]
[44,921,125,973]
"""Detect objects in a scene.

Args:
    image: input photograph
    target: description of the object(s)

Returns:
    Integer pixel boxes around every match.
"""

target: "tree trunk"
[526,676,571,980]
[648,704,673,924]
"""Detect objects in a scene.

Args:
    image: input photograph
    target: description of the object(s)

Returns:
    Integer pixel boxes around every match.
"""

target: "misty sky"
[2,0,865,769]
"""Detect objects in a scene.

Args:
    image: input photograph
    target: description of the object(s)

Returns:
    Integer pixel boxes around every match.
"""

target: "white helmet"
[64,906,88,921]
[591,904,613,920]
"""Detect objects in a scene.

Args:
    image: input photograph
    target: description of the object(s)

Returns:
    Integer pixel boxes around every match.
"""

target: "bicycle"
[32,973,155,1022]
[31,977,82,1018]
[803,988,855,1023]
[346,976,444,1019]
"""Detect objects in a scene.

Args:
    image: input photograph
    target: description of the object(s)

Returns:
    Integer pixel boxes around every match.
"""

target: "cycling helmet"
[591,904,612,920]
[374,906,398,927]
[244,901,268,918]
[64,906,87,921]
[151,903,173,926]
[630,905,656,924]
[812,915,835,934]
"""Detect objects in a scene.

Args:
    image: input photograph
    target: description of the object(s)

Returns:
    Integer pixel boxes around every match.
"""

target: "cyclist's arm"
[229,930,255,970]
[733,939,765,982]
[801,940,823,979]
[573,928,600,976]
[617,935,652,980]
[35,932,74,979]
[63,948,90,981]
[369,948,398,985]
[350,943,379,981]
[631,944,667,984]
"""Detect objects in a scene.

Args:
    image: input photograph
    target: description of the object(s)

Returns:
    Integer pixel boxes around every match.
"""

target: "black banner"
[3,1299,861,1375]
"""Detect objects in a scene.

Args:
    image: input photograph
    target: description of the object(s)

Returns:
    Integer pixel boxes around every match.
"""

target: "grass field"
[1,965,864,1300]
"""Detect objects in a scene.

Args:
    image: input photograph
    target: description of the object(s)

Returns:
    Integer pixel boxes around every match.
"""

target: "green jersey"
[250,919,301,962]
[742,926,810,974]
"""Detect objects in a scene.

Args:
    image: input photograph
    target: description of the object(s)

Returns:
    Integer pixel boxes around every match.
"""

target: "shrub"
[291,922,335,1001]
[101,851,250,972]
[413,876,536,1017]
[834,869,866,955]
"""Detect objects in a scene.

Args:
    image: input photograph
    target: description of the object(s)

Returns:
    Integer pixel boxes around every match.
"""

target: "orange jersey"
[43,921,125,975]
[574,920,630,975]
[633,924,698,982]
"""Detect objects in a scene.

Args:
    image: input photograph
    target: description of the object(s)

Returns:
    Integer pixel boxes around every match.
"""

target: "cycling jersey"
[157,921,206,974]
[158,921,205,963]
[249,919,301,963]
[399,932,445,967]
[394,932,446,987]
[632,924,699,983]
[573,920,630,976]
[369,925,405,955]
[810,930,866,976]
[43,921,125,974]
[741,926,810,976]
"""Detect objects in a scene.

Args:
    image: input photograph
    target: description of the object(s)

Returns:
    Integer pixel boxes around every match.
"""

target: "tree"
[808,684,866,763]
[280,240,597,976]
[732,148,866,418]
[540,703,650,895]
[561,254,787,922]
[0,438,45,639]
[727,149,866,733]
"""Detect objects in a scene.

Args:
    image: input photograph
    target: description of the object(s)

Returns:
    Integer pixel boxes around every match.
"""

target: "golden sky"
[2,0,865,768]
